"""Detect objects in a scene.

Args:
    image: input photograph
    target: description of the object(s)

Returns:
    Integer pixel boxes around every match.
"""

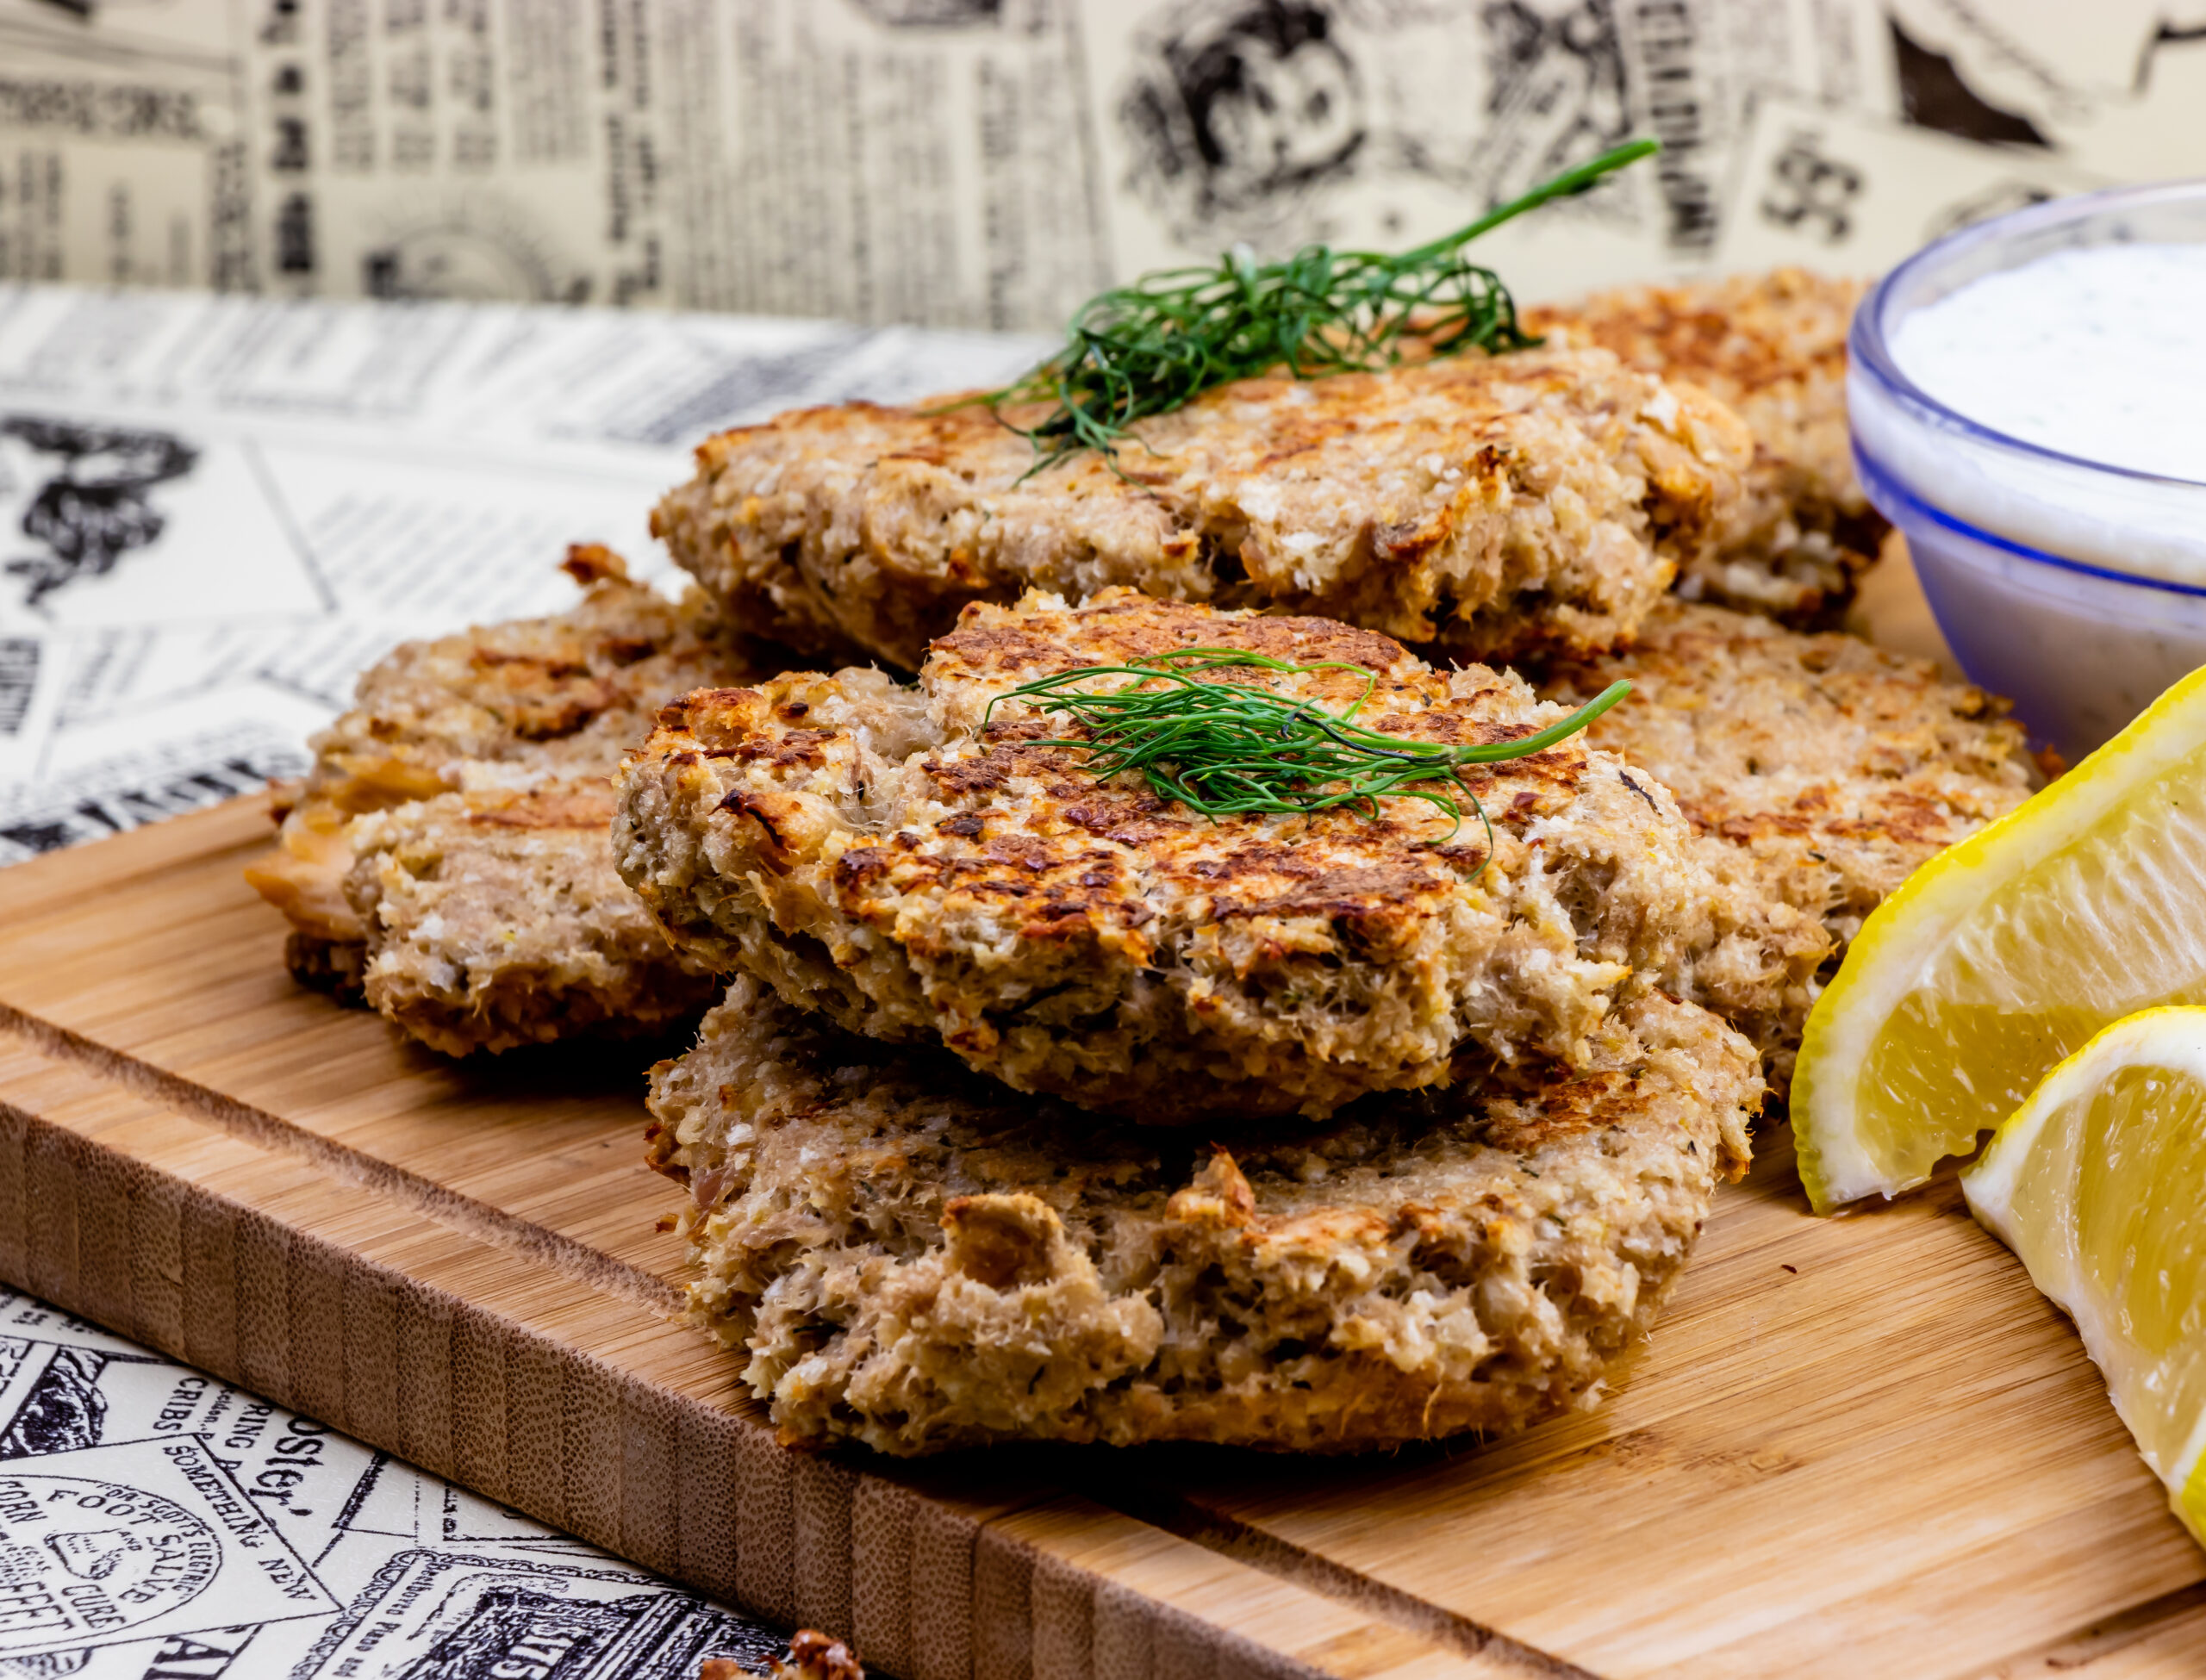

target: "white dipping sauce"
[1891,244,2206,483]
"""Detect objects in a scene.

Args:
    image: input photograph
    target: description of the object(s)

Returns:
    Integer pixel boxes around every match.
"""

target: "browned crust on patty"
[615,588,1730,1119]
[651,976,1761,1455]
[651,345,1752,670]
[245,548,765,1054]
[1527,268,1881,625]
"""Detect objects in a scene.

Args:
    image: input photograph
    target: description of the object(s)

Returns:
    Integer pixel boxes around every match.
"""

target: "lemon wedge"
[1962,1008,2206,1544]
[1793,665,2206,1211]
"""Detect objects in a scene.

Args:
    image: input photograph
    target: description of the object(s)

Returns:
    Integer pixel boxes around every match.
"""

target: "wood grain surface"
[0,549,2200,1678]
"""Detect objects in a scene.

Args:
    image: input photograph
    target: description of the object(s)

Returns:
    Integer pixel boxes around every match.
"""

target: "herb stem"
[982,650,1632,858]
[963,140,1659,476]
[1396,139,1660,263]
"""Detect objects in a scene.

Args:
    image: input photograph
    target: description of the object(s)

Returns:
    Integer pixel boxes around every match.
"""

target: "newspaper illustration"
[1713,94,2108,277]
[0,1434,331,1662]
[5,0,2202,333]
[294,1552,783,1680]
[1091,0,1894,289]
[0,1291,788,1680]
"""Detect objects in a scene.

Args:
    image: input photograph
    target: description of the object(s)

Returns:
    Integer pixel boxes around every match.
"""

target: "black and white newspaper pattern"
[3,0,2201,329]
[0,282,1038,866]
[0,1289,792,1679]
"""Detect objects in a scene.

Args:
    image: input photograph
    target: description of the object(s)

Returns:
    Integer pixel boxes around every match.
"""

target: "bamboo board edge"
[0,1017,1490,1680]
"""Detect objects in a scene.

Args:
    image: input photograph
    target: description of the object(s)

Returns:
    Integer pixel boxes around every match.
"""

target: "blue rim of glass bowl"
[1848,177,2206,593]
[1853,439,2206,601]
[1849,176,2206,492]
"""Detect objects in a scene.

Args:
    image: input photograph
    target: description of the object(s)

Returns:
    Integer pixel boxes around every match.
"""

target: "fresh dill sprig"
[985,648,1631,859]
[968,138,1658,475]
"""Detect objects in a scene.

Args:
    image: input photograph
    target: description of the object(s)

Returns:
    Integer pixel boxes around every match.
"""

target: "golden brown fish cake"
[339,776,721,1056]
[1541,599,2034,1088]
[696,1631,863,1680]
[651,345,1752,671]
[246,546,761,1052]
[615,588,1730,1119]
[1526,268,1880,624]
[649,976,1760,1456]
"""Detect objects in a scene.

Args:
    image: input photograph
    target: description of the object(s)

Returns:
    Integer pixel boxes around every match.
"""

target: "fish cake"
[336,775,720,1056]
[651,346,1752,671]
[1526,268,1880,625]
[615,588,1729,1118]
[648,976,1761,1455]
[247,546,761,1053]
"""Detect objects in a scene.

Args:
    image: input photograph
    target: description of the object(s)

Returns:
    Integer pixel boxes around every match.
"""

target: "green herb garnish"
[986,648,1631,858]
[969,138,1658,476]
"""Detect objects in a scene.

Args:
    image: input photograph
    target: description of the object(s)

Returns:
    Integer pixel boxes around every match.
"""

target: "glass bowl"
[1848,179,2206,763]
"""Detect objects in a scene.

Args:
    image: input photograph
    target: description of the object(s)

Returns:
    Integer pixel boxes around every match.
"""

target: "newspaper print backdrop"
[3,0,2203,327]
[0,1289,791,1678]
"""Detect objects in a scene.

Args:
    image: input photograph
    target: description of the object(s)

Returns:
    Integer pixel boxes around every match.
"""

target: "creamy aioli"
[1849,191,2206,761]
[1892,244,2206,483]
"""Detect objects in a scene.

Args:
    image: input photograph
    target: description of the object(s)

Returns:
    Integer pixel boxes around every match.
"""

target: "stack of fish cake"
[247,545,770,1055]
[248,273,2037,1459]
[621,271,2032,1453]
[620,589,1767,1453]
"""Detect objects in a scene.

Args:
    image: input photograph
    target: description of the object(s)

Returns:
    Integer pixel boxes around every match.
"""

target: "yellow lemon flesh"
[1793,665,2206,1212]
[1962,1008,2206,1545]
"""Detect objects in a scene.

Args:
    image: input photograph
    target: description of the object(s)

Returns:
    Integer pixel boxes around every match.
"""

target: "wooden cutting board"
[3,551,2203,1680]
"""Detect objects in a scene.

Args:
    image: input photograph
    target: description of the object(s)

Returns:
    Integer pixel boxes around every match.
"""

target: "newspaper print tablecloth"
[0,1288,794,1678]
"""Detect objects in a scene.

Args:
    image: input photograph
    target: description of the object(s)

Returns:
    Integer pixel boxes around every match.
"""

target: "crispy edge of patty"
[651,345,1752,670]
[245,546,759,1053]
[614,588,1728,1119]
[1526,268,1881,625]
[650,975,1760,1455]
[1541,598,2034,1089]
[340,776,722,1057]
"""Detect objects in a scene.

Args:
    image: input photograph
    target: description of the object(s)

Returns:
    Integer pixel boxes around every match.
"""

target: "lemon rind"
[1797,667,2206,1210]
[1962,1007,2206,1524]
[2181,1449,2206,1546]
